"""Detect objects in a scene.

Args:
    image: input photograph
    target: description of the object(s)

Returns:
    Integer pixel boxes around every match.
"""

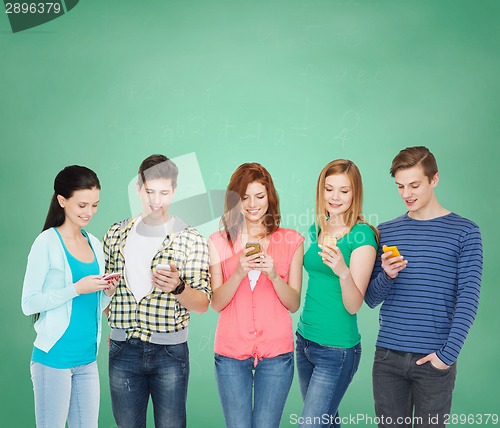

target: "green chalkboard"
[1,0,499,426]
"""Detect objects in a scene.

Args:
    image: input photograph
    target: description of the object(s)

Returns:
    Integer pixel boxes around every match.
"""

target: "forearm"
[338,270,364,315]
[22,286,77,315]
[22,238,75,315]
[176,285,210,314]
[437,281,481,365]
[364,271,393,308]
[100,292,113,310]
[211,270,246,312]
[269,274,301,313]
[438,228,482,365]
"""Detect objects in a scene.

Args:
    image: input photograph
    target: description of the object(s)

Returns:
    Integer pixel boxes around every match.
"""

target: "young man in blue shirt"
[365,146,482,428]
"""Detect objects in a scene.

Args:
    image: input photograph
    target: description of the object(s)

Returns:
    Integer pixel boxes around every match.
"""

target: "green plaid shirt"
[103,216,211,342]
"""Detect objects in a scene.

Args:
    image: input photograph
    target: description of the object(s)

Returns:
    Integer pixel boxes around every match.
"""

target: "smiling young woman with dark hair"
[22,165,117,428]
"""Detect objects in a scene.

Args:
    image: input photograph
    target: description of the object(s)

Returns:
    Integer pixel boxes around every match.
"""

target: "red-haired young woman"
[209,163,304,428]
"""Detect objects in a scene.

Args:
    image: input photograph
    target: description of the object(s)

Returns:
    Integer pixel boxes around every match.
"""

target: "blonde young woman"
[296,160,378,428]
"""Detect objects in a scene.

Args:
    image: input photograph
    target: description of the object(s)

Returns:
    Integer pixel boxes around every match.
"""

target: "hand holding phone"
[321,234,337,250]
[102,272,121,281]
[102,273,120,296]
[245,242,261,257]
[156,263,171,271]
[321,234,337,261]
[153,263,182,294]
[383,245,401,258]
[381,245,407,279]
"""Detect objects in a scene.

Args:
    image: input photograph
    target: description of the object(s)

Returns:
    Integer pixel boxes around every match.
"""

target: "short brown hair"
[390,146,438,182]
[138,154,178,188]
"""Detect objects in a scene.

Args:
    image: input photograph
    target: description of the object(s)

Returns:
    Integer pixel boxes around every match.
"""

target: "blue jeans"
[30,360,99,428]
[214,352,294,428]
[109,339,189,428]
[372,347,457,428]
[296,333,362,428]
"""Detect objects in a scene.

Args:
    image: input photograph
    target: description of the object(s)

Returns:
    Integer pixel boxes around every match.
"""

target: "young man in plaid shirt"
[104,154,211,428]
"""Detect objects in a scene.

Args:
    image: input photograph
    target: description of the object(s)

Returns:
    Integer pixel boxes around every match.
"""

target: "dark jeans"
[372,347,457,428]
[214,352,294,428]
[109,339,189,428]
[296,333,362,428]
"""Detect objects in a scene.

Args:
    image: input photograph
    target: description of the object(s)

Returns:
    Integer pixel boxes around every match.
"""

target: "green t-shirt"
[297,222,377,348]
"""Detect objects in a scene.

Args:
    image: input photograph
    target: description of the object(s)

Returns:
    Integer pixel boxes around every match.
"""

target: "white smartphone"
[102,272,121,281]
[156,263,171,271]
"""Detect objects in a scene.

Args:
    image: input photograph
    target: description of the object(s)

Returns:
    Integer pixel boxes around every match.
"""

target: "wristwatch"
[171,278,185,295]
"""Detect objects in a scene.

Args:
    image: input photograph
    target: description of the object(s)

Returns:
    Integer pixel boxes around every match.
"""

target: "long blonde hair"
[316,159,379,242]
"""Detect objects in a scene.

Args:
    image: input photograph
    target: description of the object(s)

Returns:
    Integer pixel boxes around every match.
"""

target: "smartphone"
[383,245,401,258]
[102,272,121,281]
[245,242,261,257]
[156,263,171,271]
[321,234,337,250]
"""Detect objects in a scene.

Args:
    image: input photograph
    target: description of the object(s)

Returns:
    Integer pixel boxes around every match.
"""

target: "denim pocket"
[349,345,362,381]
[109,339,124,358]
[426,361,453,373]
[319,342,348,352]
[163,342,189,363]
[374,347,390,362]
[275,351,294,365]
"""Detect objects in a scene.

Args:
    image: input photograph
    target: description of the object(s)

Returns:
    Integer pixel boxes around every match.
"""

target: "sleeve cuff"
[381,271,395,286]
[436,349,456,366]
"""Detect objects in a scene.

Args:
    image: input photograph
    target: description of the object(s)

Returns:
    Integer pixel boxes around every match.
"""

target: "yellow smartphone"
[383,245,401,258]
[321,234,337,250]
[245,242,261,257]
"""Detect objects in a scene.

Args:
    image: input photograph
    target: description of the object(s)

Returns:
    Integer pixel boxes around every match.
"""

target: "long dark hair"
[43,166,101,232]
[33,166,100,323]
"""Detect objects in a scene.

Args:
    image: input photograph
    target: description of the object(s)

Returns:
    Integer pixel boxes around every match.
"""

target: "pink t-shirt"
[211,228,304,364]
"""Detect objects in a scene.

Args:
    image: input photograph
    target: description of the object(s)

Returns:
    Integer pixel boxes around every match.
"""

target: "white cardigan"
[21,228,111,353]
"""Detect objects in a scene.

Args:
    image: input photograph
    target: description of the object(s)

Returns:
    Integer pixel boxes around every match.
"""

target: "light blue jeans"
[296,333,362,428]
[214,352,294,428]
[30,361,99,428]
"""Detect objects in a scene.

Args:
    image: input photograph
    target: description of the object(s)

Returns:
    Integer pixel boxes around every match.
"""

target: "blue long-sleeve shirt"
[365,212,482,366]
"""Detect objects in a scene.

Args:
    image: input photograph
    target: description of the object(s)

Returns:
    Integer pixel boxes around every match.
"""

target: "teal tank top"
[32,228,100,368]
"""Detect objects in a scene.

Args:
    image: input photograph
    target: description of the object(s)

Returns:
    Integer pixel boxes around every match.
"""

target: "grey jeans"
[372,347,457,428]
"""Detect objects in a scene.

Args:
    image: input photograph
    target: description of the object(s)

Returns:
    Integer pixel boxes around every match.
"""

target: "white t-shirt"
[123,216,175,302]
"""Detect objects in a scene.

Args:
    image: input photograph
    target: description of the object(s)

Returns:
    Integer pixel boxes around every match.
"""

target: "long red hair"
[220,163,281,250]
